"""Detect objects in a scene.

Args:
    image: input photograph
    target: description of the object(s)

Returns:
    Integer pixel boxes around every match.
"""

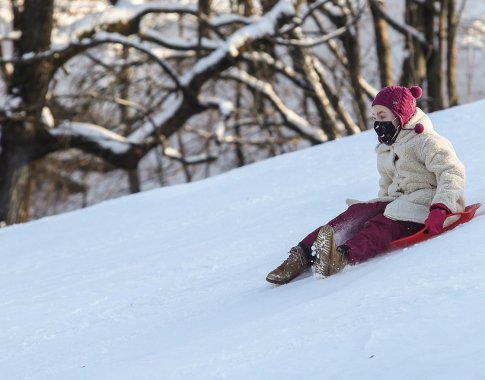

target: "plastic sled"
[388,203,482,250]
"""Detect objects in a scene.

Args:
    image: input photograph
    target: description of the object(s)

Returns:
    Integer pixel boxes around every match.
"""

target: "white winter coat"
[349,108,465,224]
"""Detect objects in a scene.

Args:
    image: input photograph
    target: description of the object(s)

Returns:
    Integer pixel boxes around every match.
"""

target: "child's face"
[372,105,395,122]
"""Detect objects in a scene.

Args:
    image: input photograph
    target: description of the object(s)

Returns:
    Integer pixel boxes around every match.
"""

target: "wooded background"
[0,0,481,225]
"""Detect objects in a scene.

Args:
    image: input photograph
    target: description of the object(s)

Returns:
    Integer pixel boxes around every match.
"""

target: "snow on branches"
[0,0,366,220]
[43,0,331,163]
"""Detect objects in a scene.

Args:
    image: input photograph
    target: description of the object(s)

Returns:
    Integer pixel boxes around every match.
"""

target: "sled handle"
[389,203,482,248]
[420,210,466,235]
[421,205,480,235]
[410,213,461,237]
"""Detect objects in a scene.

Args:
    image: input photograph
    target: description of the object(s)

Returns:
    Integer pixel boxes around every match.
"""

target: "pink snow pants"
[300,202,423,264]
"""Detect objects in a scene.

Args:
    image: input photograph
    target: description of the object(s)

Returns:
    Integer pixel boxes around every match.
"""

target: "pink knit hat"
[372,85,423,127]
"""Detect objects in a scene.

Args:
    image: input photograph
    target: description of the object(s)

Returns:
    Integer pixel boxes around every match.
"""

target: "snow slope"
[1,100,485,380]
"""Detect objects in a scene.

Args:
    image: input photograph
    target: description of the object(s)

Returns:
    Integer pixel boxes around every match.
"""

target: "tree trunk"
[197,0,212,58]
[11,0,55,115]
[118,46,141,193]
[0,0,55,224]
[7,164,32,223]
[288,28,339,140]
[0,115,43,224]
[320,4,367,129]
[0,134,32,224]
[446,0,459,106]
[340,25,368,129]
[424,0,444,111]
[312,60,360,135]
[128,169,141,193]
[400,0,427,88]
[369,0,394,88]
[234,82,246,167]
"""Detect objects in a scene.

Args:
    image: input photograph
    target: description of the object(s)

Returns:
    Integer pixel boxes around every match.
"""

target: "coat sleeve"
[376,153,392,198]
[378,170,392,198]
[421,135,466,212]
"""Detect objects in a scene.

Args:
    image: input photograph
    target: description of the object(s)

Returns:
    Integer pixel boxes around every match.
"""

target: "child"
[266,85,466,285]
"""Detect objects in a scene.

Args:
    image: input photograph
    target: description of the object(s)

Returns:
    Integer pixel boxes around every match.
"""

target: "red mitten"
[424,205,449,235]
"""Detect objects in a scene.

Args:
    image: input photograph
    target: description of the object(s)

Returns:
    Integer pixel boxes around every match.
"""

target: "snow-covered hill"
[1,100,485,380]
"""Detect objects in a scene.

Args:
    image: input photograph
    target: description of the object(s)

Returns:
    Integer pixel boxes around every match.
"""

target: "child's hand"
[424,206,449,235]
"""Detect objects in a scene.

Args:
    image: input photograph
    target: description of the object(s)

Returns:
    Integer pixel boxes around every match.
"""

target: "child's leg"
[299,202,389,253]
[344,213,423,264]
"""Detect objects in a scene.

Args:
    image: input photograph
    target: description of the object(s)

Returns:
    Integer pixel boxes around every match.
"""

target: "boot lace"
[277,246,306,270]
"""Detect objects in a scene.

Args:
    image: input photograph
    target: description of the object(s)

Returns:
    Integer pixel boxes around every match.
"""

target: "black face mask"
[374,120,400,145]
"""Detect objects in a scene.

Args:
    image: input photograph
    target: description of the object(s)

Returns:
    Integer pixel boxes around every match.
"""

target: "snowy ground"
[1,100,485,380]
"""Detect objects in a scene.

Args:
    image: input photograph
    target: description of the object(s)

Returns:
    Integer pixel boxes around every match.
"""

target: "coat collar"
[375,108,434,153]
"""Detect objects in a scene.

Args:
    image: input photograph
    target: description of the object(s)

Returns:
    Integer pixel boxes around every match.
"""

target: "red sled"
[389,203,482,250]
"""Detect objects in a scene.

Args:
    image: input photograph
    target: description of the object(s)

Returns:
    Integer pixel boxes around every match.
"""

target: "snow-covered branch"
[199,96,235,143]
[273,20,356,47]
[87,32,181,87]
[49,122,152,169]
[185,122,295,146]
[139,29,220,52]
[225,68,326,144]
[180,0,299,89]
[54,1,256,50]
[210,14,255,28]
[50,122,131,154]
[280,0,333,35]
[274,3,364,47]
[198,97,234,119]
[0,32,182,89]
[129,0,302,144]
[54,2,199,45]
[162,146,219,165]
[49,120,219,168]
[241,51,310,90]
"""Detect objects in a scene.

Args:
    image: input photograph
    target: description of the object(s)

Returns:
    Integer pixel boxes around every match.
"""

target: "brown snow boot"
[313,224,336,278]
[314,225,349,278]
[328,245,349,276]
[266,245,311,285]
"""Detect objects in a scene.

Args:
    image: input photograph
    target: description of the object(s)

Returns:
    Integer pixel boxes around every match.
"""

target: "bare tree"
[368,0,393,87]
[369,0,461,111]
[445,0,460,106]
[0,0,368,224]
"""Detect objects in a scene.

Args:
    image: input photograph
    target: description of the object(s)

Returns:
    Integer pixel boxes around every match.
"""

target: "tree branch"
[139,29,219,52]
[241,51,311,91]
[0,33,182,89]
[48,121,153,169]
[367,0,430,51]
[224,68,326,144]
[132,0,302,144]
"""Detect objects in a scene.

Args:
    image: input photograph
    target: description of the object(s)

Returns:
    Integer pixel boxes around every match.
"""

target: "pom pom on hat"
[414,123,425,134]
[410,86,423,99]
